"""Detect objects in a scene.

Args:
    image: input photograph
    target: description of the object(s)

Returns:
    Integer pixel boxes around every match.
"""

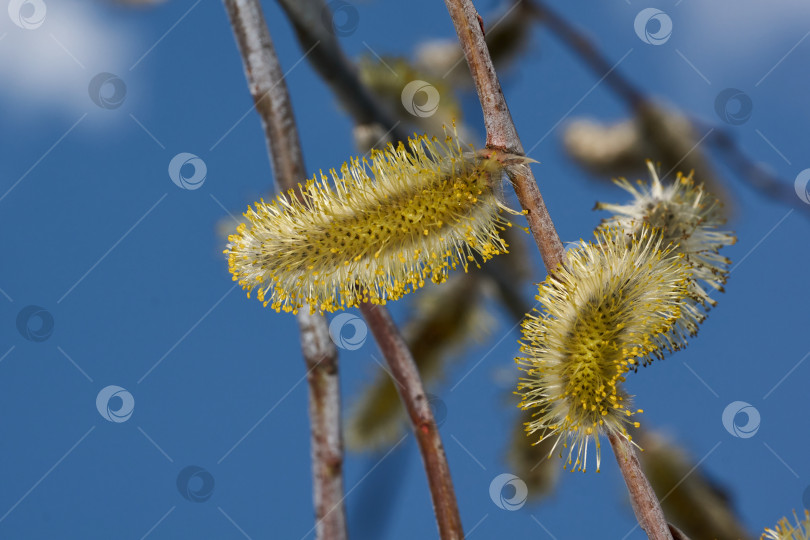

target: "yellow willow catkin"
[763,510,810,540]
[226,134,520,313]
[516,227,691,473]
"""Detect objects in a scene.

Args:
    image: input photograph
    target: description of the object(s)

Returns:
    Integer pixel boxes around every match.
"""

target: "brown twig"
[527,0,645,108]
[443,0,566,276]
[610,433,675,540]
[275,0,409,144]
[222,1,348,538]
[358,302,464,540]
[443,0,673,538]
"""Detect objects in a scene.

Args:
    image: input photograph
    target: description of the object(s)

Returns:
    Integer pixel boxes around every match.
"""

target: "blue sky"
[1,0,809,538]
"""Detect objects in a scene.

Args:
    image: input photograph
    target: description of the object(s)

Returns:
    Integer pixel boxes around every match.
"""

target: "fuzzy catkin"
[226,134,516,313]
[516,227,691,472]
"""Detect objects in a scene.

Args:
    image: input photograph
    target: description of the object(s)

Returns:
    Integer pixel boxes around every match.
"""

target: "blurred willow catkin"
[597,162,736,362]
[637,430,754,540]
[507,406,561,499]
[346,273,493,450]
[563,102,733,215]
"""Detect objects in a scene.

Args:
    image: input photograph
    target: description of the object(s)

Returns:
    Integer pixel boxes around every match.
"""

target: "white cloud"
[0,0,137,116]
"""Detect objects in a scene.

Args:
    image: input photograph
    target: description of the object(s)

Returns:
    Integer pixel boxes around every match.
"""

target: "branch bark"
[276,0,409,144]
[443,0,566,276]
[358,302,464,540]
[223,2,347,539]
[443,1,672,538]
[609,433,675,540]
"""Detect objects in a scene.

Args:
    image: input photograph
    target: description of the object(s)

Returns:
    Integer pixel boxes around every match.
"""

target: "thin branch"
[443,0,566,275]
[276,0,409,144]
[609,433,675,540]
[442,1,672,538]
[278,0,540,312]
[527,0,645,108]
[222,2,348,539]
[358,303,464,540]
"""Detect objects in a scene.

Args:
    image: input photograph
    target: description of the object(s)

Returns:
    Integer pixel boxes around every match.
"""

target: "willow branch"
[358,303,464,540]
[275,0,409,144]
[527,0,644,108]
[443,0,566,275]
[610,433,675,540]
[443,1,673,538]
[223,2,348,538]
